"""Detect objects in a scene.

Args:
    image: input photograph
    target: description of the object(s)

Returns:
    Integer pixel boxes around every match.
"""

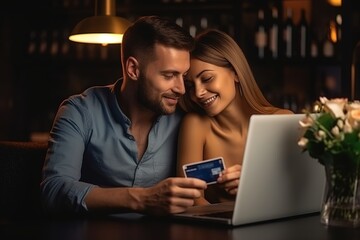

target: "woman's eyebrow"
[196,69,212,78]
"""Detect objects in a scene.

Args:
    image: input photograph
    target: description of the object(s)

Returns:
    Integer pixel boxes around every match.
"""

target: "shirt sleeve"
[40,98,95,214]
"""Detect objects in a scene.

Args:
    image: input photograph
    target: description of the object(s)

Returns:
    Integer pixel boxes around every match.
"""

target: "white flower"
[331,126,340,137]
[324,101,346,119]
[336,119,344,129]
[299,116,313,128]
[313,104,321,112]
[347,109,360,130]
[315,130,326,141]
[298,137,308,148]
[347,101,360,111]
[298,97,360,165]
[343,119,353,133]
[319,97,329,104]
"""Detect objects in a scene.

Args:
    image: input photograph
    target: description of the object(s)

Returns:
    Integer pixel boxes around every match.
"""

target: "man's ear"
[126,56,139,80]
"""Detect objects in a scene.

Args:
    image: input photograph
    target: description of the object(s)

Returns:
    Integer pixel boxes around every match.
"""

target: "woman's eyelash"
[203,76,212,82]
[163,74,174,79]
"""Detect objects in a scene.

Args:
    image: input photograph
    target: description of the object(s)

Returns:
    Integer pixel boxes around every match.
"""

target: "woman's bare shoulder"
[181,113,211,132]
[274,108,294,114]
[182,112,211,123]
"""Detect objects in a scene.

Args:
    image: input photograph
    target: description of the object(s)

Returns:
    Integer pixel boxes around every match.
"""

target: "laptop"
[173,114,326,226]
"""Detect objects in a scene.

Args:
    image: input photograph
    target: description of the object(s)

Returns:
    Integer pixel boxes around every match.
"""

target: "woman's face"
[185,58,237,116]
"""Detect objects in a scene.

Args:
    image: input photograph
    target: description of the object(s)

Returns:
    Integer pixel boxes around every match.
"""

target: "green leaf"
[316,113,336,131]
[343,132,358,145]
[307,140,325,159]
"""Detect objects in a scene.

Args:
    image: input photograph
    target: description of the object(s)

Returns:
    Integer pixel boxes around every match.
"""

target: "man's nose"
[174,76,186,95]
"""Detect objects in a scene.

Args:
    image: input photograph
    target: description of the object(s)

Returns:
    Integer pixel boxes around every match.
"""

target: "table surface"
[1,213,360,240]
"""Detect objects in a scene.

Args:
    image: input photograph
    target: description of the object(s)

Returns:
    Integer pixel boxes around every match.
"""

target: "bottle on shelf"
[60,29,70,58]
[199,16,208,33]
[175,17,183,27]
[50,30,59,57]
[322,21,335,58]
[297,8,310,59]
[335,14,342,43]
[99,45,109,61]
[282,94,298,113]
[27,31,37,56]
[268,6,279,59]
[283,8,294,59]
[254,9,268,59]
[86,44,97,60]
[75,43,85,60]
[310,32,319,59]
[189,24,197,37]
[351,41,360,100]
[39,30,48,56]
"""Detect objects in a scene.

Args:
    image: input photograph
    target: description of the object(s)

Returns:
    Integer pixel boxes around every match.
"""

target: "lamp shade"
[69,0,131,44]
[328,0,341,6]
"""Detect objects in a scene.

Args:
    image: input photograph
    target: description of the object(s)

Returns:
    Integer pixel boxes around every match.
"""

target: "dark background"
[1,0,359,141]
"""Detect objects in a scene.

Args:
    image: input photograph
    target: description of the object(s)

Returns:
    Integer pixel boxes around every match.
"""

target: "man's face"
[137,44,190,115]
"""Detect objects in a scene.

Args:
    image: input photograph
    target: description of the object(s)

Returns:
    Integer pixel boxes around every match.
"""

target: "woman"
[177,29,292,205]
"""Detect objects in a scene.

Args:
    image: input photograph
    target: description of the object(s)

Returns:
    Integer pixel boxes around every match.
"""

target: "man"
[40,16,207,216]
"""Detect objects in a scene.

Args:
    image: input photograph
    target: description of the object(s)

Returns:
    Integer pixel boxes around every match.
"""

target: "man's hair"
[121,15,194,64]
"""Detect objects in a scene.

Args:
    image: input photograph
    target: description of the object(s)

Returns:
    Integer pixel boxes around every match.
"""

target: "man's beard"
[137,74,176,115]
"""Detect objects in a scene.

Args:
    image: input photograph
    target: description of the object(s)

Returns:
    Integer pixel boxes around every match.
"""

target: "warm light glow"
[69,0,131,45]
[336,14,342,25]
[328,0,341,7]
[69,33,124,44]
[329,21,337,43]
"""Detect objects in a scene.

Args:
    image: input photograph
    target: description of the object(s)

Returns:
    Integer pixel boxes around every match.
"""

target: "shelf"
[1,0,359,141]
[249,56,342,66]
[118,2,233,15]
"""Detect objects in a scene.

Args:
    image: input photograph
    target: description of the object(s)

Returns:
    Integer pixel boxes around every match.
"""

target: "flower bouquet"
[298,97,360,228]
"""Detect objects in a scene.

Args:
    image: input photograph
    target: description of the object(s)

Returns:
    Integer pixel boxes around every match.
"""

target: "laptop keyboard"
[197,211,233,219]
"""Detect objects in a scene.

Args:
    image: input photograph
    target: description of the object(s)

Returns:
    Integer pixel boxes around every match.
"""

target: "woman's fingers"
[217,164,241,183]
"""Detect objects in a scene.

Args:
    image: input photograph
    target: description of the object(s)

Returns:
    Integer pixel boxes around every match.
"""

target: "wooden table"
[1,213,360,240]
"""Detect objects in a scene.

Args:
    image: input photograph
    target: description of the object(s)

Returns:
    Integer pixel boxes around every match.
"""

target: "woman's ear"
[234,73,240,83]
[126,56,139,80]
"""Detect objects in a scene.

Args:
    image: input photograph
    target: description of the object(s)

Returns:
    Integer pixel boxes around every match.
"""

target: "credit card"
[182,157,225,185]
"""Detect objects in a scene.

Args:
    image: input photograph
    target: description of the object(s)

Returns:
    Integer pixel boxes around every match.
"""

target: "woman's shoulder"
[181,113,211,130]
[178,113,211,143]
[273,108,294,114]
[183,112,211,122]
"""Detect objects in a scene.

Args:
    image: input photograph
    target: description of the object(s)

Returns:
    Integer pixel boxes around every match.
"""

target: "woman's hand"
[216,164,241,195]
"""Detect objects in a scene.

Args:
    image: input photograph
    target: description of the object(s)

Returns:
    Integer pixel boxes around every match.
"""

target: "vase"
[320,162,360,228]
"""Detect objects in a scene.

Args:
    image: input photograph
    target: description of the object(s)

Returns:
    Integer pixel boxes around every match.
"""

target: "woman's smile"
[201,95,218,108]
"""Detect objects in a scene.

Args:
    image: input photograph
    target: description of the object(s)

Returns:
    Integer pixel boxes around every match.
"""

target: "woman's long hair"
[180,29,277,115]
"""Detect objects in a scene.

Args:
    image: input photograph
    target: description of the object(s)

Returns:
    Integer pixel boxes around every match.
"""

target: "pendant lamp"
[327,0,341,7]
[69,0,131,44]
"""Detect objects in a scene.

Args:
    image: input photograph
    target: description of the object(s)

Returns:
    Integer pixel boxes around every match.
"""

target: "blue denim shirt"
[40,79,184,213]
